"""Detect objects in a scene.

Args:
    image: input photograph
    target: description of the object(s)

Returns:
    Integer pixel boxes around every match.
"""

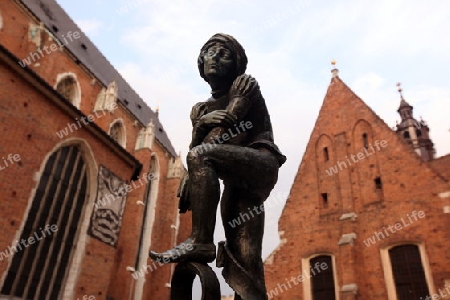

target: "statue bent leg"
[149,144,279,298]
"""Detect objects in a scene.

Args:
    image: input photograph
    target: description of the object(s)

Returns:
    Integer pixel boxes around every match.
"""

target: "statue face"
[203,43,234,81]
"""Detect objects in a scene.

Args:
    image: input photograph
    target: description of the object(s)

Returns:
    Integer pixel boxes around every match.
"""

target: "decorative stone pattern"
[167,155,184,179]
[94,81,118,112]
[135,120,155,150]
[28,22,43,48]
[89,165,128,246]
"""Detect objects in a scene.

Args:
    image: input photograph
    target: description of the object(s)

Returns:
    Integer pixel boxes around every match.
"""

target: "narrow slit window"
[375,177,382,189]
[323,147,329,161]
[362,133,369,149]
[321,193,328,208]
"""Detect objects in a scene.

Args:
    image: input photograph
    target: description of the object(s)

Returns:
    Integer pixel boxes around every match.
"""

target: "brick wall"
[0,1,184,299]
[264,76,450,299]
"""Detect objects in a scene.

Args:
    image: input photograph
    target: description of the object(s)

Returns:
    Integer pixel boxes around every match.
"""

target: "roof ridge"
[19,0,177,156]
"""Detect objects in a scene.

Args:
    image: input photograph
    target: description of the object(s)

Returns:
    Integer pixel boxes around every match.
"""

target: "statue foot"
[149,238,216,264]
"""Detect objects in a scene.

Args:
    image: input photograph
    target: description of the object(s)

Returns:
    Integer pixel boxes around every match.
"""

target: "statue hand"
[230,74,259,99]
[198,110,236,128]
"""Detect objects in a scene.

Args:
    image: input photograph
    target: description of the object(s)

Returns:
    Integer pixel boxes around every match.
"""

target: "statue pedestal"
[170,241,268,300]
[170,261,221,300]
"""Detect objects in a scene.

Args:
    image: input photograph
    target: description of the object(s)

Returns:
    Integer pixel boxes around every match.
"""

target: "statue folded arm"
[198,74,260,144]
[181,75,259,212]
[227,74,259,121]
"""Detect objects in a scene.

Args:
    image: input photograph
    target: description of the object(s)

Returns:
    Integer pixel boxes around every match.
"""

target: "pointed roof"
[397,83,412,111]
[398,98,412,110]
[279,73,448,223]
[316,74,391,132]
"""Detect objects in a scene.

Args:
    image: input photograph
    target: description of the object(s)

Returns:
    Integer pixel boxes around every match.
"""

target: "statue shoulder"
[190,101,208,124]
[230,74,260,98]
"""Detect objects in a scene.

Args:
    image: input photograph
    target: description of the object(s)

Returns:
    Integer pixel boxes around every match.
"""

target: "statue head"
[198,33,248,84]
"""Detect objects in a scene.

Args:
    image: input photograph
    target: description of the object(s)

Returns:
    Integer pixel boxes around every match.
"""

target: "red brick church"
[264,68,450,300]
[0,0,191,299]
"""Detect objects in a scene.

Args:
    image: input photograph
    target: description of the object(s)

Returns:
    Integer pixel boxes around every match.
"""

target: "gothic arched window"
[55,73,81,108]
[109,120,126,148]
[1,145,88,299]
[57,76,76,102]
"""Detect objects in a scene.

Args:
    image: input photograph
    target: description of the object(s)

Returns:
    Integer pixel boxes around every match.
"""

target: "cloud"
[358,0,450,58]
[353,72,386,92]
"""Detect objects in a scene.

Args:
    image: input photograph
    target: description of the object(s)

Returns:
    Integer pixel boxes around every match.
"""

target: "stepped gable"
[20,0,176,156]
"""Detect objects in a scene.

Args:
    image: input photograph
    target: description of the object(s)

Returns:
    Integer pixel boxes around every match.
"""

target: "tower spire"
[397,82,404,99]
[397,82,411,111]
[395,83,435,161]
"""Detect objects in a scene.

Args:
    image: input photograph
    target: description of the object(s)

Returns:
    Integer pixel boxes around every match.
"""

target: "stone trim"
[338,233,356,246]
[134,155,160,300]
[339,212,357,221]
[438,191,450,198]
[341,283,358,294]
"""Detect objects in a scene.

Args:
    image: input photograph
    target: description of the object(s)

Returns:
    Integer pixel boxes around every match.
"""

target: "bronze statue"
[150,33,286,300]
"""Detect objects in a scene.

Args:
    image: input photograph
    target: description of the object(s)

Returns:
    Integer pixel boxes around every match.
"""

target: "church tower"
[395,83,436,161]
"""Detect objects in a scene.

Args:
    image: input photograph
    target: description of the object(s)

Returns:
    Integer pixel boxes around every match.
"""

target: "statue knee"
[187,146,205,168]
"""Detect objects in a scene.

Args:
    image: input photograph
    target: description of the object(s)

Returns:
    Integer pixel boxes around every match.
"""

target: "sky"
[55,0,450,296]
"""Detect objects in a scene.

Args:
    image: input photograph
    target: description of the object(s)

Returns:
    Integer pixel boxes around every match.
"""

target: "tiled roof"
[20,0,177,156]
